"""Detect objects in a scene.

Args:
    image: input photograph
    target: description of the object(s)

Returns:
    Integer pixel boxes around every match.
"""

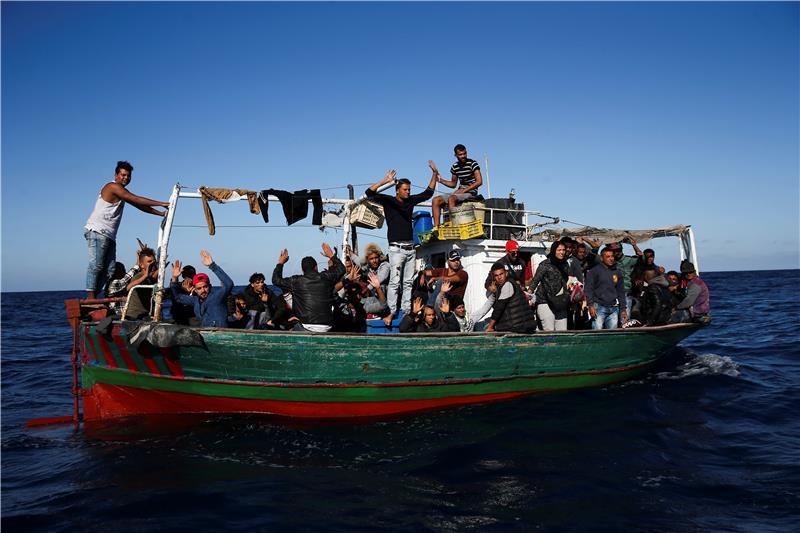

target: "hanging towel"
[199,187,260,235]
[294,189,323,225]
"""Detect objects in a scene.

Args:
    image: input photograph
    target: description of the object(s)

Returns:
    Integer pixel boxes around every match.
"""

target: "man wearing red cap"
[170,250,234,327]
[485,240,528,289]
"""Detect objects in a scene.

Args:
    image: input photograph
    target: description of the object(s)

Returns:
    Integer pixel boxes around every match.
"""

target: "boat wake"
[655,352,740,380]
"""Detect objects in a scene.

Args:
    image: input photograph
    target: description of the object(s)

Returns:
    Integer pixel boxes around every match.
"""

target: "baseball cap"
[505,240,519,252]
[448,250,462,261]
[192,273,210,285]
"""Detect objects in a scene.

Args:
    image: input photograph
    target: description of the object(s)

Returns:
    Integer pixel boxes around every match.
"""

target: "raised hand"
[440,297,450,314]
[412,296,424,315]
[321,242,335,258]
[428,160,439,175]
[200,250,213,266]
[367,272,381,289]
[440,280,452,294]
[383,169,397,184]
[171,259,182,280]
[278,249,290,265]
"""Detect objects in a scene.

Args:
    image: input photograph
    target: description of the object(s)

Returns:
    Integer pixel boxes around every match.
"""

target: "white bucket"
[450,205,476,225]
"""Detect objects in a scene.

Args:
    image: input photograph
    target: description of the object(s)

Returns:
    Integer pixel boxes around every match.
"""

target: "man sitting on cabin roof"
[485,262,536,334]
[424,249,469,299]
[272,242,346,333]
[107,247,158,316]
[170,250,234,328]
[429,144,483,232]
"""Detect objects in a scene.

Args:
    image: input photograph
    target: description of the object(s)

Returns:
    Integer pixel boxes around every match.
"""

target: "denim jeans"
[85,230,116,294]
[592,304,619,330]
[387,245,417,315]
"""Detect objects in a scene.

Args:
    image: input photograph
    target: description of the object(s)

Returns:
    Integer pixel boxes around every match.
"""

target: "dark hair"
[181,265,196,279]
[249,272,265,283]
[490,262,506,272]
[454,144,466,153]
[601,247,616,256]
[667,270,680,278]
[301,256,317,274]
[395,178,411,190]
[115,161,133,174]
[644,248,655,256]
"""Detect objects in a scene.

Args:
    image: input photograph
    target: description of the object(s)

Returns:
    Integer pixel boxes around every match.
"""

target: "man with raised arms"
[84,161,169,299]
[365,167,437,325]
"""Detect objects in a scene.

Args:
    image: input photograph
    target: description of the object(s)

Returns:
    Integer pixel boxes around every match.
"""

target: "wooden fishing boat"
[61,183,707,423]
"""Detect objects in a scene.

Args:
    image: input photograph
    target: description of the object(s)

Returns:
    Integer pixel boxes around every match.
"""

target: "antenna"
[484,153,492,198]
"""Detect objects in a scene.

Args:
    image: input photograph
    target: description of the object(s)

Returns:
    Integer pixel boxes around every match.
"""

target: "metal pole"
[347,184,358,254]
[484,153,492,198]
[153,183,181,321]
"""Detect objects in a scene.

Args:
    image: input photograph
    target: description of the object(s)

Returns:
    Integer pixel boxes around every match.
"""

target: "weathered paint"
[77,323,701,420]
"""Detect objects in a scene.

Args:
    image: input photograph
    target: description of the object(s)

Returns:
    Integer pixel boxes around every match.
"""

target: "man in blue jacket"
[170,250,234,327]
[584,247,628,330]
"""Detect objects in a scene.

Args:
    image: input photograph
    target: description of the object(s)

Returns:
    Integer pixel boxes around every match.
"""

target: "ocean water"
[2,270,799,531]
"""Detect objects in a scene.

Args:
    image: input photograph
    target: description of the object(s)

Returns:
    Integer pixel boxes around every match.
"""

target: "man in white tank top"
[84,161,169,299]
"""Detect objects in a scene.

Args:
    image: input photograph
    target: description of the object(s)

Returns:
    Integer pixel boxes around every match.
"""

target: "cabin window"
[430,252,446,269]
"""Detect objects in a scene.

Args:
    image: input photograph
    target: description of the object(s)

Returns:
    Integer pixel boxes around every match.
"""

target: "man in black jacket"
[272,242,346,332]
[485,263,536,333]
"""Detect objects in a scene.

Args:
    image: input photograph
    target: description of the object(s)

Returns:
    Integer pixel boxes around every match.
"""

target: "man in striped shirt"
[430,144,483,231]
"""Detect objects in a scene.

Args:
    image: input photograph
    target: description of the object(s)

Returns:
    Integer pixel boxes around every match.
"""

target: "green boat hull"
[78,323,701,420]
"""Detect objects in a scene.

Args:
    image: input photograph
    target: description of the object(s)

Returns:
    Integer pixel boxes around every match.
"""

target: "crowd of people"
[85,154,710,333]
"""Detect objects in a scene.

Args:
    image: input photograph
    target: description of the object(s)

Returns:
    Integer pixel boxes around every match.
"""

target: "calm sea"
[2,270,799,531]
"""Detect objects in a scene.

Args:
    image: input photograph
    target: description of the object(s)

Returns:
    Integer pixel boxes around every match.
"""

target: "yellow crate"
[438,219,484,240]
[350,201,385,229]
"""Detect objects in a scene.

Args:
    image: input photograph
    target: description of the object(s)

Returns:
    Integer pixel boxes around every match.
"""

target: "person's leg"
[554,317,568,331]
[537,303,555,331]
[385,247,403,320]
[399,248,416,315]
[85,230,111,299]
[592,305,607,330]
[431,196,443,229]
[604,307,619,329]
[99,237,117,297]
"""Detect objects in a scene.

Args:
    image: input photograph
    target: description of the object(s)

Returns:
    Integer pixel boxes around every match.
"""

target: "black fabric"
[125,322,207,350]
[640,282,675,326]
[272,256,346,326]
[258,189,323,225]
[364,187,435,243]
[492,280,536,333]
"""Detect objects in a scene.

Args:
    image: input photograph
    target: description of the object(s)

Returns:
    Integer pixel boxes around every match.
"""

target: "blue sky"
[2,2,798,292]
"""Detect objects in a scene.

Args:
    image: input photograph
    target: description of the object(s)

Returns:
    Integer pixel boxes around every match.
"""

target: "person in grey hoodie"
[584,247,628,329]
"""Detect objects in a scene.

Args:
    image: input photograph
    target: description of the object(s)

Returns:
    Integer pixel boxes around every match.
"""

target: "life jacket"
[495,280,536,333]
[689,276,710,315]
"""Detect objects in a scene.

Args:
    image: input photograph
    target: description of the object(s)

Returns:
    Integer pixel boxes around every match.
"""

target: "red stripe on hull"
[82,383,539,421]
[112,335,146,373]
[136,343,164,375]
[99,334,138,372]
[84,327,112,367]
[160,347,184,378]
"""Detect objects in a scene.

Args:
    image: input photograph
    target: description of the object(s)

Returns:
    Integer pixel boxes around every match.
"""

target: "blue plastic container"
[366,310,404,333]
[412,211,433,245]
